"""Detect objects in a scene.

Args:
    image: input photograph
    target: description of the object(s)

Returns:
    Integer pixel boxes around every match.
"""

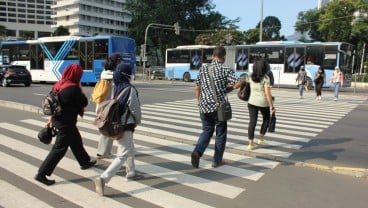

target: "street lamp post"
[143,23,179,80]
[259,0,263,42]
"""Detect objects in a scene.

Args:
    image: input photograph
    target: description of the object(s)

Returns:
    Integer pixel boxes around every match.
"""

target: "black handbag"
[208,65,232,121]
[38,126,57,144]
[269,112,276,132]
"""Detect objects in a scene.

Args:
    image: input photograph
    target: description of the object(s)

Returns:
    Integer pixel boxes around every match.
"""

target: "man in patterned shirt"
[191,46,240,168]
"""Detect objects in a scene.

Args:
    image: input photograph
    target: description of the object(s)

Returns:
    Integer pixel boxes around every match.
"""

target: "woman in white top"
[96,53,122,158]
[247,58,275,150]
[330,66,344,101]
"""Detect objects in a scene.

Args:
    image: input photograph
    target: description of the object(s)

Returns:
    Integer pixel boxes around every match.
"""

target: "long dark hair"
[251,58,270,83]
[104,53,122,71]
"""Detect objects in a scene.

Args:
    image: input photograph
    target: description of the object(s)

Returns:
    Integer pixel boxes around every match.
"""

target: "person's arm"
[340,72,344,87]
[265,86,275,112]
[195,86,200,103]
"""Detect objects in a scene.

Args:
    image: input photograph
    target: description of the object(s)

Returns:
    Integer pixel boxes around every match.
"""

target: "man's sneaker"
[191,151,200,168]
[94,177,105,196]
[126,173,144,181]
[334,97,338,101]
[80,159,96,170]
[257,139,265,145]
[247,144,257,150]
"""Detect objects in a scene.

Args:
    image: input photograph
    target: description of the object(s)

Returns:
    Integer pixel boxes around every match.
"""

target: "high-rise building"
[318,0,334,10]
[51,0,131,36]
[0,0,131,39]
[0,0,54,39]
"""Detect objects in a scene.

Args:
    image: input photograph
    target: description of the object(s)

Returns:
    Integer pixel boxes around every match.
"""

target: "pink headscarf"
[53,64,84,117]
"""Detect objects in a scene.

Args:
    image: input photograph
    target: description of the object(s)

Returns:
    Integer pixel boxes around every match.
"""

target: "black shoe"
[35,174,55,186]
[80,159,97,170]
[191,151,200,168]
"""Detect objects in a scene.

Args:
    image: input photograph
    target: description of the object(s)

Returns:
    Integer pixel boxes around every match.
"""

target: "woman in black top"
[35,64,96,185]
[314,66,326,100]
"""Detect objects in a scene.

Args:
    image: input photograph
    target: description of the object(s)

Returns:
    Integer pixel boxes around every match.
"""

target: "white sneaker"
[318,96,321,100]
[334,97,338,101]
[299,96,303,99]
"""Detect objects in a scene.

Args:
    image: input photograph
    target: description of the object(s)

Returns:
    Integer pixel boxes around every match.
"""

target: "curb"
[1,99,367,179]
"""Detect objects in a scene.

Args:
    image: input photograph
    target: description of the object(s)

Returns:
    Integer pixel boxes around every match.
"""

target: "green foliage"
[195,29,244,45]
[256,16,283,40]
[52,26,70,37]
[20,31,34,40]
[295,9,321,40]
[0,25,6,37]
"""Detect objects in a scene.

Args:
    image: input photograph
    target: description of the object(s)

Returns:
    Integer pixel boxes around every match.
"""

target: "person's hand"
[46,116,54,128]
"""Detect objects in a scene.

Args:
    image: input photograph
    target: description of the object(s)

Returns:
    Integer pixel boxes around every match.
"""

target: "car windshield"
[9,66,27,73]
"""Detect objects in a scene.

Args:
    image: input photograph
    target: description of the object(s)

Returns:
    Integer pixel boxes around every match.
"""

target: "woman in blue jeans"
[247,58,275,150]
[330,66,344,101]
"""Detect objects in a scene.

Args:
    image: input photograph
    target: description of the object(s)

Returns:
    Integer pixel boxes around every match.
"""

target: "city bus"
[165,41,354,87]
[0,35,136,84]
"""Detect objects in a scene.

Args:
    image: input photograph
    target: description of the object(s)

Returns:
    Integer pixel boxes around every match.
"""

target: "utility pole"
[143,22,180,80]
[259,0,263,42]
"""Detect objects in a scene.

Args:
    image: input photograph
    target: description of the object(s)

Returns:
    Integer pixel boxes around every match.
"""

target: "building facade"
[0,0,54,39]
[51,0,131,36]
[0,0,131,39]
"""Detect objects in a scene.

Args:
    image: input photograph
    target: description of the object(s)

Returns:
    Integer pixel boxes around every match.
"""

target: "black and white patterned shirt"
[195,60,238,114]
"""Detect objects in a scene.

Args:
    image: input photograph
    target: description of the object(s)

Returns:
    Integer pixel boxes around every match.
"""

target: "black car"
[0,65,32,87]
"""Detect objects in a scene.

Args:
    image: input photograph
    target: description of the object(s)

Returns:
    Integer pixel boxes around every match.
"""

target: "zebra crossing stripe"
[18,120,251,196]
[0,180,53,208]
[27,119,273,180]
[0,129,216,208]
[0,134,134,208]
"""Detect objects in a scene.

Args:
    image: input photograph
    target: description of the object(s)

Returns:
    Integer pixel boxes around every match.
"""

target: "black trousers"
[247,103,270,140]
[315,82,323,96]
[38,123,91,176]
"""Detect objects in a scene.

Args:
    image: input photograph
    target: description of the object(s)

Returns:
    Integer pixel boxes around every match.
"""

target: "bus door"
[30,44,44,70]
[79,41,93,70]
[284,47,305,84]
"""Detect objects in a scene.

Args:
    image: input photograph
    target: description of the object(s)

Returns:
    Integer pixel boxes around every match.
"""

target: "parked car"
[0,65,32,87]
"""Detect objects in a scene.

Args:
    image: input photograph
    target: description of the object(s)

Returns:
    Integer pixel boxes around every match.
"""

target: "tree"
[0,25,6,37]
[126,0,239,65]
[52,26,70,36]
[194,28,243,45]
[20,31,34,40]
[243,28,260,44]
[256,16,283,40]
[295,9,322,41]
[318,0,356,42]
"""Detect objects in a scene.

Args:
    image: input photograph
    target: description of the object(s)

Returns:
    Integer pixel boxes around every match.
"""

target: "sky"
[212,0,319,36]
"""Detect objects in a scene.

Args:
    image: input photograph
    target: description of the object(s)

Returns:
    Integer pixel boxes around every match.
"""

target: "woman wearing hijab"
[247,58,275,150]
[35,64,96,186]
[94,63,142,196]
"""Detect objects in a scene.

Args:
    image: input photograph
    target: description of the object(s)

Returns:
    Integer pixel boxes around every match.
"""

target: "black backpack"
[93,87,130,139]
[41,90,62,116]
[237,80,251,101]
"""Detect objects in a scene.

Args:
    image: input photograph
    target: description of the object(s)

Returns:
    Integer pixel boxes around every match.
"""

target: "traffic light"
[174,22,180,35]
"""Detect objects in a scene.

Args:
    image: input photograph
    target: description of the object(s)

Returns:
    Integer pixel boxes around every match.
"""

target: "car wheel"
[25,82,31,87]
[2,79,8,87]
[183,72,191,82]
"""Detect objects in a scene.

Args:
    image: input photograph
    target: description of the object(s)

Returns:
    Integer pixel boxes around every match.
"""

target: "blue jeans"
[194,111,227,164]
[298,84,304,97]
[333,82,341,98]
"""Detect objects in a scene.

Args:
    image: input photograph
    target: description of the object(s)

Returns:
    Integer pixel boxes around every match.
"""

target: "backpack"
[41,90,62,116]
[237,80,251,101]
[93,87,130,139]
[91,79,111,104]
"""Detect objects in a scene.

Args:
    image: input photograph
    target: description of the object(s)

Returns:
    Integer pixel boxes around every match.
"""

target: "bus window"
[236,47,249,71]
[324,45,338,70]
[167,50,190,63]
[203,48,213,64]
[190,49,201,70]
[285,47,305,73]
[45,42,63,59]
[94,39,108,60]
[65,43,79,60]
[306,46,323,66]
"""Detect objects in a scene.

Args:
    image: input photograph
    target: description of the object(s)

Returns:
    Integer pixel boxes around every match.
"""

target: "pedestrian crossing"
[0,91,366,207]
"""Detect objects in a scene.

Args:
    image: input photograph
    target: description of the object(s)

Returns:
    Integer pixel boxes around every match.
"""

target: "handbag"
[208,65,232,121]
[268,112,276,132]
[237,80,250,101]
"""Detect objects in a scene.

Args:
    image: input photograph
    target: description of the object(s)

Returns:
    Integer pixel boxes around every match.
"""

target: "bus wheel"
[183,72,191,82]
